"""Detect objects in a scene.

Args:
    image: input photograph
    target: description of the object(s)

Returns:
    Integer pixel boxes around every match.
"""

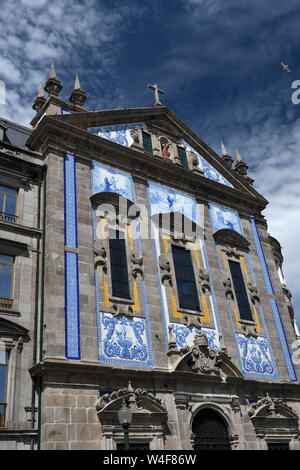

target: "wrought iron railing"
[0,403,6,427]
[0,212,17,224]
[0,298,13,310]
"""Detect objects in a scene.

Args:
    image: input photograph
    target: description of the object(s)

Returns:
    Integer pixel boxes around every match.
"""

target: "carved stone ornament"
[131,251,144,279]
[224,245,239,258]
[199,268,210,293]
[182,314,202,329]
[167,325,178,354]
[188,331,220,375]
[112,303,134,320]
[94,241,107,272]
[96,381,167,414]
[159,254,172,286]
[247,281,260,304]
[223,275,234,300]
[248,394,298,420]
[241,324,258,338]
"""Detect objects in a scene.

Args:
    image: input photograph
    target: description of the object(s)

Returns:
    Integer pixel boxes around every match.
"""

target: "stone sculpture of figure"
[161,143,170,158]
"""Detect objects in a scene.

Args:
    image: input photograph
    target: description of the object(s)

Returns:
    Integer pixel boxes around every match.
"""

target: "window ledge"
[109,296,133,305]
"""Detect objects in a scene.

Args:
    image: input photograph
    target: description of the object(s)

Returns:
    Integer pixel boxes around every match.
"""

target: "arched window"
[192,409,231,450]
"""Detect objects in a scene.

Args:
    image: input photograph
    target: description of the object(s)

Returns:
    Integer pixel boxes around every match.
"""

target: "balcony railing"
[0,403,6,427]
[0,298,13,310]
[0,212,17,224]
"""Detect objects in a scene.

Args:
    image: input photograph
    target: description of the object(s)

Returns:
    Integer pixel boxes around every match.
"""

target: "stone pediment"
[171,329,243,380]
[96,381,167,416]
[249,394,298,420]
[0,318,29,337]
[29,106,267,203]
[213,229,250,249]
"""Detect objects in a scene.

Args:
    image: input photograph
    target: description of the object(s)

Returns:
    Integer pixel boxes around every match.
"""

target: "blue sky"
[0,0,299,321]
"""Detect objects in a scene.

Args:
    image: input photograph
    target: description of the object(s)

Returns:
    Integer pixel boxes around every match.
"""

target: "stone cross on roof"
[148,83,164,107]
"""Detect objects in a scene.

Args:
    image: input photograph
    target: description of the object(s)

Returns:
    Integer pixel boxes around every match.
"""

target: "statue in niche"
[161,143,170,158]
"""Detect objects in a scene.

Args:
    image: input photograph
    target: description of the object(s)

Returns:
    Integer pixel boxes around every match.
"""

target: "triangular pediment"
[30,106,267,202]
[0,317,29,337]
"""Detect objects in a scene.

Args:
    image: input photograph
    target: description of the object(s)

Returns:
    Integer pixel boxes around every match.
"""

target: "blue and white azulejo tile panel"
[171,323,219,352]
[91,162,134,202]
[148,181,198,223]
[89,123,146,148]
[208,202,243,234]
[235,333,278,379]
[181,140,233,188]
[65,251,81,359]
[64,153,78,248]
[97,312,152,367]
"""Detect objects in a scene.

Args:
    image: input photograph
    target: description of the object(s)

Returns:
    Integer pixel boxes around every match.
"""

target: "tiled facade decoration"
[147,181,222,352]
[182,140,233,188]
[91,162,153,368]
[235,333,278,380]
[208,202,243,234]
[88,123,146,148]
[250,217,297,381]
[64,153,80,360]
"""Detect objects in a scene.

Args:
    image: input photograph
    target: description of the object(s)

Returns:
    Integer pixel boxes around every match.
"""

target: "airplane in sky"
[280,61,292,73]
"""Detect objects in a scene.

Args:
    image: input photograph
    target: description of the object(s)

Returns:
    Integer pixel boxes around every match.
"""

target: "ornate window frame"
[91,192,145,320]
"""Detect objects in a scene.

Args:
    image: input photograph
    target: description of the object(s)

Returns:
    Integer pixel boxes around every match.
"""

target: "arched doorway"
[192,409,231,450]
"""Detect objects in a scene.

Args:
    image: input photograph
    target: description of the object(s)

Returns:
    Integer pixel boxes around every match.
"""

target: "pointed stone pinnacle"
[49,62,57,79]
[38,82,44,98]
[235,148,243,163]
[221,141,228,156]
[74,74,81,90]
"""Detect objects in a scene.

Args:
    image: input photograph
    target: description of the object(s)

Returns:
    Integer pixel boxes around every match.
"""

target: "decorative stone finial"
[221,141,234,168]
[234,148,248,176]
[44,62,63,97]
[69,74,87,107]
[32,82,47,112]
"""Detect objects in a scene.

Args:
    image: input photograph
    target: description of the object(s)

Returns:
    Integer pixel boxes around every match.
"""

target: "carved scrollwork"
[247,281,260,304]
[112,303,134,320]
[241,324,258,338]
[199,268,210,293]
[188,331,220,375]
[159,254,172,286]
[224,245,239,258]
[182,314,202,329]
[94,242,107,272]
[223,275,234,300]
[131,251,144,280]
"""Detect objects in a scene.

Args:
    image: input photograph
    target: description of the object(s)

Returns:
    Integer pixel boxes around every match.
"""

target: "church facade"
[0,65,300,450]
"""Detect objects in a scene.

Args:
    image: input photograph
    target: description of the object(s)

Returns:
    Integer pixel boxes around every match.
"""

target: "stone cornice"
[27,117,268,217]
[0,220,42,238]
[29,358,300,396]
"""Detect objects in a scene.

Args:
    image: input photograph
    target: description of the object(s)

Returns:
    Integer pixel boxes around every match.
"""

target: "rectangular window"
[177,146,188,168]
[228,260,253,321]
[142,132,153,154]
[267,442,290,451]
[172,245,200,311]
[109,230,130,299]
[0,255,14,306]
[0,185,17,223]
[0,350,9,428]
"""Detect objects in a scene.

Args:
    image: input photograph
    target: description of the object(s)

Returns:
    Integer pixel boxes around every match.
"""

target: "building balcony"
[0,212,17,224]
[0,298,13,310]
[0,403,6,427]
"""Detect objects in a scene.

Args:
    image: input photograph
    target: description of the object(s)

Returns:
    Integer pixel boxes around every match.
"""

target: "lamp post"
[118,399,133,450]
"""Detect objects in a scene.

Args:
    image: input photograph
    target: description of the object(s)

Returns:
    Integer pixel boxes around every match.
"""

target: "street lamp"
[118,399,133,450]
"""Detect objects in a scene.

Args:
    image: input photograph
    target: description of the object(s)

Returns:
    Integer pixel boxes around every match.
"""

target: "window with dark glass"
[109,229,130,299]
[0,185,17,223]
[267,442,290,451]
[142,132,153,154]
[228,260,253,321]
[0,350,9,427]
[171,245,200,311]
[0,255,14,305]
[177,146,188,168]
